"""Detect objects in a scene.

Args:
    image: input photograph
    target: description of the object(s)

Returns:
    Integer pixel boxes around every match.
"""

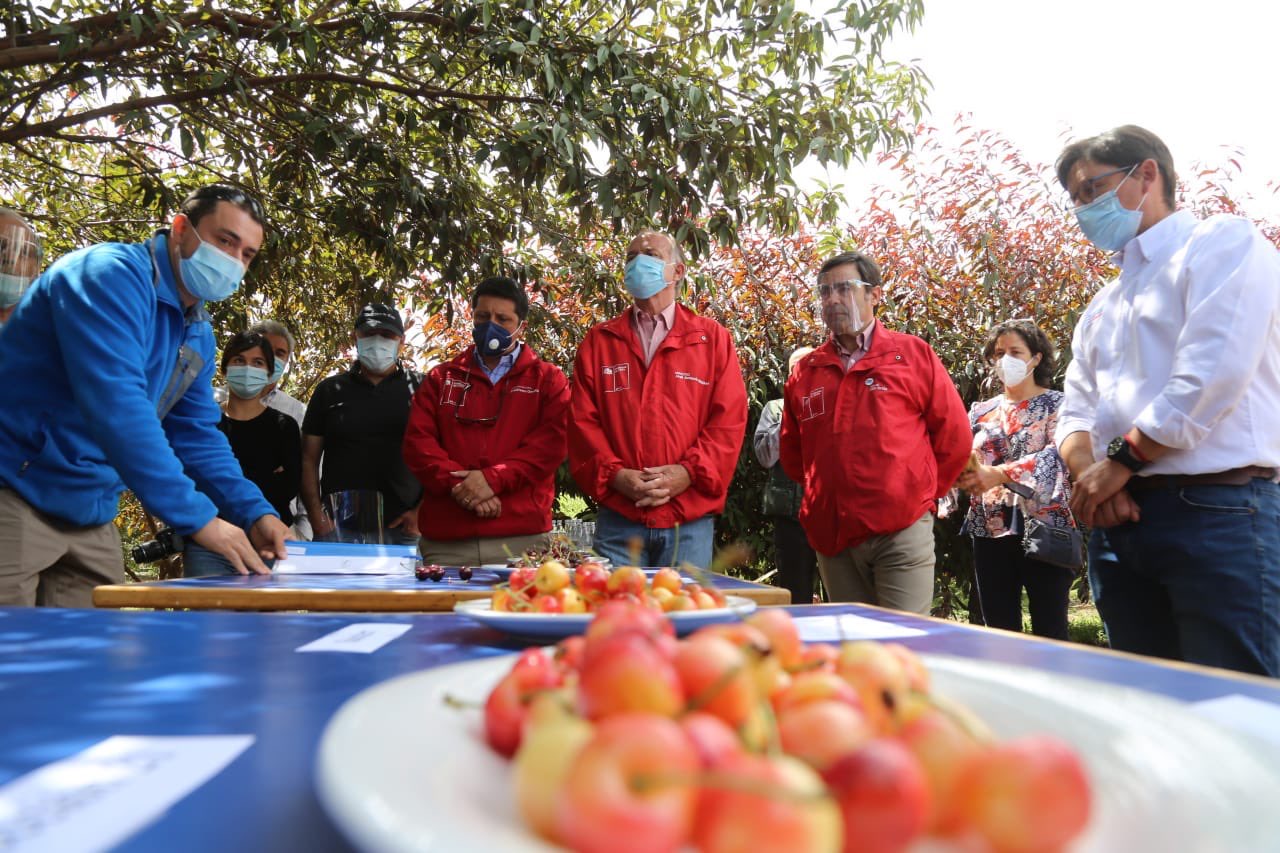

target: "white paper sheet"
[295,623,412,653]
[793,613,928,642]
[0,735,253,853]
[1191,694,1280,750]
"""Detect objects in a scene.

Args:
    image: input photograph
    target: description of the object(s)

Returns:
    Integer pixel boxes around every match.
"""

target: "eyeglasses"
[454,393,502,427]
[189,185,267,223]
[1068,165,1137,208]
[816,279,870,300]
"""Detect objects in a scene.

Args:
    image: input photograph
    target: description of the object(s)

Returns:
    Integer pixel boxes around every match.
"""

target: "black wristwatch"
[1106,436,1148,473]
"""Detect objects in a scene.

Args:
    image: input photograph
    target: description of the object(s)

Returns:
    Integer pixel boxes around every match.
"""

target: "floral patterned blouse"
[964,390,1076,539]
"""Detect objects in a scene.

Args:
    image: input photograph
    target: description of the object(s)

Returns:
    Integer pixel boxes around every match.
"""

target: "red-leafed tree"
[699,120,1280,612]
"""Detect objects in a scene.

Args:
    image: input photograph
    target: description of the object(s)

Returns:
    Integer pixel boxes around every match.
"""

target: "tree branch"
[0,71,545,143]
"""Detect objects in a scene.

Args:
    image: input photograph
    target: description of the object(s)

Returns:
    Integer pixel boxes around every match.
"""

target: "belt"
[1127,466,1278,492]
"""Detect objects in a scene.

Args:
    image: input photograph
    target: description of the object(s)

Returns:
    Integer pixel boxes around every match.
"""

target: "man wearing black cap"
[300,303,424,544]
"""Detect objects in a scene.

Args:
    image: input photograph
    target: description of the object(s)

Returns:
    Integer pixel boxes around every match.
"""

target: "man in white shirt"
[1055,125,1280,677]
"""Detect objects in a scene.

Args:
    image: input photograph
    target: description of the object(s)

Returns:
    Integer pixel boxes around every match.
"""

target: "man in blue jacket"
[0,184,290,606]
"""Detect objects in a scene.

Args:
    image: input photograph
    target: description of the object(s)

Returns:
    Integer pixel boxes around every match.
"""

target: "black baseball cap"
[354,303,404,336]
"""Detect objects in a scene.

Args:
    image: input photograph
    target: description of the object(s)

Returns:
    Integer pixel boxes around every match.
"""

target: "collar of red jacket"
[447,341,541,379]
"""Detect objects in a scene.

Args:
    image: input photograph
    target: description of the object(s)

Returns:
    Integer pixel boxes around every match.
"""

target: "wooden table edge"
[92,583,790,611]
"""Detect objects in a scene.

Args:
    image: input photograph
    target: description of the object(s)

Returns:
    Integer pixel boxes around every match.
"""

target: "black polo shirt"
[302,361,424,520]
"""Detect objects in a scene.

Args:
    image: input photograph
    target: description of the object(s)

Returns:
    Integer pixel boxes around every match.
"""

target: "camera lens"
[131,540,166,563]
[130,529,183,564]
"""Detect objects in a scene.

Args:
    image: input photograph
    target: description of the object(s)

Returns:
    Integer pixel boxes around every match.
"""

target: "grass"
[945,598,1107,647]
[1064,602,1107,647]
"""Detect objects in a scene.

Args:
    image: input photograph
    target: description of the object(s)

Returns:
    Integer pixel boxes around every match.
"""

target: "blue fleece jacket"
[0,232,276,534]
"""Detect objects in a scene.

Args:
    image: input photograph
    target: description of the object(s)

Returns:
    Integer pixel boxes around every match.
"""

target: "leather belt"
[1127,466,1278,491]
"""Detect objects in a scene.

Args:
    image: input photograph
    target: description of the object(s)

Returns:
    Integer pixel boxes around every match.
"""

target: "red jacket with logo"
[403,345,570,541]
[569,305,747,527]
[779,324,970,556]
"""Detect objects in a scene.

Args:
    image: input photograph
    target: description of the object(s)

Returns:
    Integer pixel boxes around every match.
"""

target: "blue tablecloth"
[1,604,1277,851]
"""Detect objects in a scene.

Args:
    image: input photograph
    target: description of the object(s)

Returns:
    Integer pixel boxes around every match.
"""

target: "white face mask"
[996,353,1031,387]
[356,336,400,374]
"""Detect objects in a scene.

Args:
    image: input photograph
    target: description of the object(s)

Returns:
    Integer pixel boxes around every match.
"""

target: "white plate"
[452,595,757,639]
[316,653,1280,853]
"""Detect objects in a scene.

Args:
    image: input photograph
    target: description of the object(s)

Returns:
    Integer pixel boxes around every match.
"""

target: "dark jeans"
[772,515,818,605]
[972,533,1073,640]
[182,542,276,576]
[1088,479,1280,677]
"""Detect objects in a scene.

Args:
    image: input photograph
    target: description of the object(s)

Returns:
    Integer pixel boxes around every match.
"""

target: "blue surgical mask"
[623,254,671,299]
[1074,174,1145,252]
[0,272,31,308]
[226,364,271,399]
[473,321,517,357]
[269,356,289,385]
[178,227,246,302]
[356,335,400,374]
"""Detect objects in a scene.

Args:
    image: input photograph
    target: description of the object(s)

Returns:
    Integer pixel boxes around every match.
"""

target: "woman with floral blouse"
[957,319,1078,639]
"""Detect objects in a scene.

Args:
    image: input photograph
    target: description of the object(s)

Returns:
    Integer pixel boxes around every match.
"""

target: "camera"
[131,528,184,564]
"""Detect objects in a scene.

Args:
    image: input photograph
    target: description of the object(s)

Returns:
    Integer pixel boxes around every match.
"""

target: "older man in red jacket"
[780,251,970,614]
[569,231,747,569]
[403,276,570,565]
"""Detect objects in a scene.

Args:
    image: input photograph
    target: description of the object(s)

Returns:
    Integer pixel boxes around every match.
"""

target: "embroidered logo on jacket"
[674,370,710,386]
[510,385,540,395]
[440,377,470,407]
[801,387,826,421]
[603,363,631,393]
[864,376,890,392]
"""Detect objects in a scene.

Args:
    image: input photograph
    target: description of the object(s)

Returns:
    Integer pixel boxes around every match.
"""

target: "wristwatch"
[1106,436,1148,473]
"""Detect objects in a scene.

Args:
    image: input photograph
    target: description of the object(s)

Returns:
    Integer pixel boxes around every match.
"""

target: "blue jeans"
[1088,478,1280,677]
[182,542,276,577]
[592,508,715,569]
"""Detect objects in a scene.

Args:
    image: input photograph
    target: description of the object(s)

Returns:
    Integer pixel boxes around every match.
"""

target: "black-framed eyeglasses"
[189,184,267,223]
[454,393,502,427]
[1068,165,1137,208]
[816,279,870,300]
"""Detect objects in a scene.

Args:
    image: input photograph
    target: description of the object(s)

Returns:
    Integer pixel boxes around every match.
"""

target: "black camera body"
[131,528,184,564]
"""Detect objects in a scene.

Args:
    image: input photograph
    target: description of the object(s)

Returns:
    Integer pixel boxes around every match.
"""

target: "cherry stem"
[442,693,483,710]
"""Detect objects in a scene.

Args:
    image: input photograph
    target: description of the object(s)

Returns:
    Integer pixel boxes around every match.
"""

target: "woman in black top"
[183,330,301,576]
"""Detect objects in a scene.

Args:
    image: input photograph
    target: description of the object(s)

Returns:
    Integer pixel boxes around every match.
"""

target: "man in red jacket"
[569,231,747,569]
[403,276,570,565]
[780,251,970,614]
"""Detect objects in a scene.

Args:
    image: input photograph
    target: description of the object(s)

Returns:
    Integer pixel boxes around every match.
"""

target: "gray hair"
[249,319,296,354]
[634,230,686,265]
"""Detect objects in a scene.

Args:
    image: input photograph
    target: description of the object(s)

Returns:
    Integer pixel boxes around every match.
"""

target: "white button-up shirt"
[1056,210,1280,475]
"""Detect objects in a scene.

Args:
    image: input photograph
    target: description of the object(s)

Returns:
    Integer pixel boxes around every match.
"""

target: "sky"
[808,0,1280,217]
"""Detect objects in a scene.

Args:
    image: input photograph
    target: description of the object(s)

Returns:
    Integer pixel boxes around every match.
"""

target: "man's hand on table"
[192,517,272,575]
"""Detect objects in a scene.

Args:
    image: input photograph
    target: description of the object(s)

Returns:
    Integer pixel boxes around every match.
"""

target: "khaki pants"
[816,511,935,615]
[420,531,550,567]
[0,489,124,607]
